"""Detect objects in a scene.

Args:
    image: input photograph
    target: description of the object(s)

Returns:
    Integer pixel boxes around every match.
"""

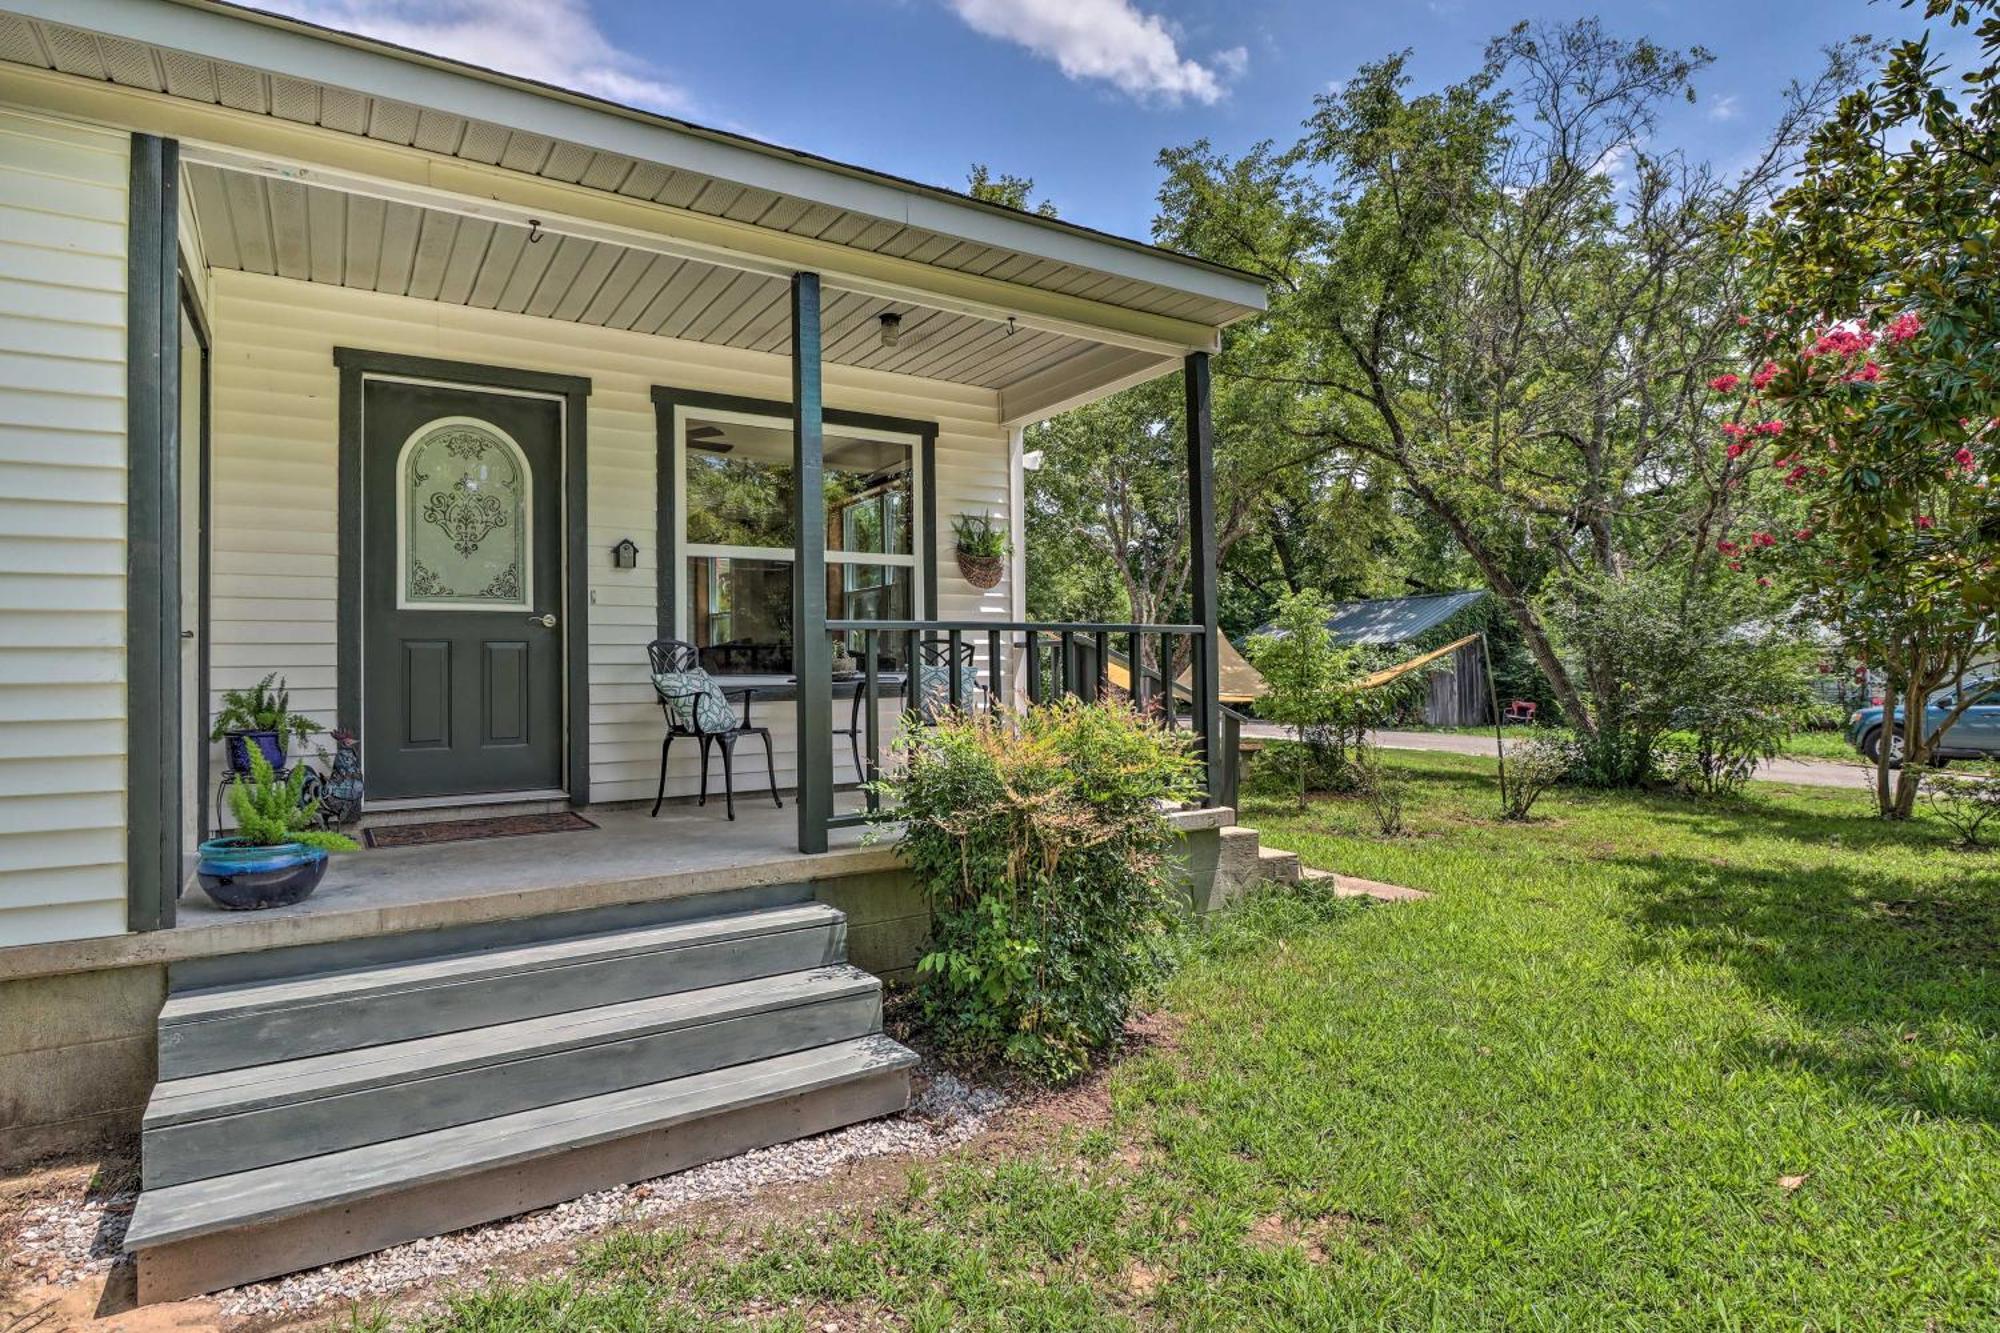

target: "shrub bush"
[1353,742,1408,836]
[1503,733,1580,820]
[1922,767,2000,848]
[879,697,1201,1083]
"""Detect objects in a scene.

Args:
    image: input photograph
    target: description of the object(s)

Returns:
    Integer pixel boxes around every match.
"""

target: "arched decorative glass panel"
[397,417,532,610]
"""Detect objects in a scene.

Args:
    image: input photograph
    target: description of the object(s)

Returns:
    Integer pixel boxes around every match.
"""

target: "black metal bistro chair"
[907,636,985,722]
[647,639,782,821]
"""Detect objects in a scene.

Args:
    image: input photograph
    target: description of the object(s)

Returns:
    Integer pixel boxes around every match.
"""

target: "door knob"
[530,613,558,628]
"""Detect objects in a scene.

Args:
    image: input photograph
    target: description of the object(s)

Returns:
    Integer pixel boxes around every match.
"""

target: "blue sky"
[256,1,1974,244]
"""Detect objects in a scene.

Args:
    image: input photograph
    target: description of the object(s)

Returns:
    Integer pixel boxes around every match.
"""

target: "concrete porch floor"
[178,795,883,927]
[0,796,896,984]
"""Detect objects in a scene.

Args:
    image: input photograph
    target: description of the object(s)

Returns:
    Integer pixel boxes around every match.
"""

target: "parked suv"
[1848,680,2000,765]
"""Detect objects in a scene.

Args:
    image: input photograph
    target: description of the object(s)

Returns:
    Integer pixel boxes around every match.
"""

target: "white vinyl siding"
[0,107,127,947]
[206,268,1014,806]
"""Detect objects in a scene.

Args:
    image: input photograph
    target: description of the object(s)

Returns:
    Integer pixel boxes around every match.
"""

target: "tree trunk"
[1874,678,1897,816]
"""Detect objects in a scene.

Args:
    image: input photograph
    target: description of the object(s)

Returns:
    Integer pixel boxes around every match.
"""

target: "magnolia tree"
[1710,1,2000,817]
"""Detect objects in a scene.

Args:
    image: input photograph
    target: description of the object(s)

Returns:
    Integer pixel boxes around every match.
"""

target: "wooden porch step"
[141,964,884,1189]
[127,1035,918,1302]
[157,901,848,1079]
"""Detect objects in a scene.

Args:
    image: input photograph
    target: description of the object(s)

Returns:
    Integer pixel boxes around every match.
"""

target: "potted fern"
[210,672,322,776]
[952,512,1009,590]
[196,750,358,910]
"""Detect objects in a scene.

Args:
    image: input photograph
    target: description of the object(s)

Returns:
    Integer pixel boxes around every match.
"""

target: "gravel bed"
[7,1071,1004,1322]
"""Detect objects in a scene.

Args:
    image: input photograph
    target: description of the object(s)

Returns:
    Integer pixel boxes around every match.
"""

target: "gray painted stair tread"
[125,1034,918,1251]
[159,902,845,1024]
[147,965,880,1127]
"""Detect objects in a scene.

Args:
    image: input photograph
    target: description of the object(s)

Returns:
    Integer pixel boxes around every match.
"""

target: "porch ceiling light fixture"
[877,311,901,350]
[612,537,639,569]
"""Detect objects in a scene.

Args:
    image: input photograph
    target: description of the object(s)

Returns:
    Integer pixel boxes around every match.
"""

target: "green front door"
[362,378,565,800]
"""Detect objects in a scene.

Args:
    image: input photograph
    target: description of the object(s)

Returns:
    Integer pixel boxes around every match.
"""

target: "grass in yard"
[404,754,1999,1331]
[1408,722,1864,764]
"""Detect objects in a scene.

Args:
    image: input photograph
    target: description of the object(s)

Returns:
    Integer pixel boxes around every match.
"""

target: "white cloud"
[250,0,693,115]
[1590,142,1631,179]
[944,0,1242,105]
[1708,94,1741,123]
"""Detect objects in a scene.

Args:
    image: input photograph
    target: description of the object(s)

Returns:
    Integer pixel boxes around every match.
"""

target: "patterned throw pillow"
[652,670,739,733]
[912,660,980,722]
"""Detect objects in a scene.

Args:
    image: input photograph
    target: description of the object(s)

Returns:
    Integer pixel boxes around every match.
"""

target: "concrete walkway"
[1238,723,1872,790]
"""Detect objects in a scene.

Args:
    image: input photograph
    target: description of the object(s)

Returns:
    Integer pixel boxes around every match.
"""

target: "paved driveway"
[1237,723,1872,790]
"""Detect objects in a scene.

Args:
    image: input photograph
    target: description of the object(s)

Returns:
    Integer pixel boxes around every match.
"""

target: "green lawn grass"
[1405,722,1864,764]
[402,755,2000,1331]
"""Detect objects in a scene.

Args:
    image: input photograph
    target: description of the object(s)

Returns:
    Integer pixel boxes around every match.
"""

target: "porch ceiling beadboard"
[206,267,1011,807]
[0,106,128,946]
[181,164,1098,391]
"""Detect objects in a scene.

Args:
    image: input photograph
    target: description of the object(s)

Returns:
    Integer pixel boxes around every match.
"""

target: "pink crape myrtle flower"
[1807,325,1875,359]
[1955,447,1977,472]
[1754,420,1786,437]
[1725,442,1748,459]
[1708,373,1740,392]
[1885,311,1924,343]
[1918,515,1935,529]
[1751,361,1780,390]
[1717,539,1740,556]
[1846,362,1882,383]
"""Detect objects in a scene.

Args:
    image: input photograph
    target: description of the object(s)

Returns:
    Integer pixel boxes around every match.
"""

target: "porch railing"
[820,619,1218,831]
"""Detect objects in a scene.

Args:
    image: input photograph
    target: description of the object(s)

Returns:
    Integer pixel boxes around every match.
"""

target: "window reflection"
[686,557,913,675]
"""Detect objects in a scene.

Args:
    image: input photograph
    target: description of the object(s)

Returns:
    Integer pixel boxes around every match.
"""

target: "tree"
[1242,589,1367,805]
[966,163,1058,216]
[1152,20,1867,781]
[1714,0,2000,817]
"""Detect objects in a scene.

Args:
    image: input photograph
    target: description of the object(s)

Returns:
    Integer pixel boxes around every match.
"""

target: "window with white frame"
[678,407,920,675]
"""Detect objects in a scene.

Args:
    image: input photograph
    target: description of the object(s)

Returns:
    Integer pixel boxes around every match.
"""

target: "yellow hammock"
[1355,632,1482,690]
[1102,631,1479,704]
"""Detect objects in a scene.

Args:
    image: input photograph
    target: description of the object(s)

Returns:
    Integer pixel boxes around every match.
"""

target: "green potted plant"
[196,749,358,910]
[210,672,322,776]
[952,512,1009,590]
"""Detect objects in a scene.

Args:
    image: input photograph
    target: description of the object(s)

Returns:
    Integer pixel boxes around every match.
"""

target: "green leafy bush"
[1503,733,1580,821]
[880,697,1199,1082]
[228,749,359,853]
[1353,741,1408,836]
[1922,767,2000,849]
[1244,590,1370,802]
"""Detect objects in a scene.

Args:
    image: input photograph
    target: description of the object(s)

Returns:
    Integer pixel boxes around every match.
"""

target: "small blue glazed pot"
[223,730,287,776]
[196,837,328,910]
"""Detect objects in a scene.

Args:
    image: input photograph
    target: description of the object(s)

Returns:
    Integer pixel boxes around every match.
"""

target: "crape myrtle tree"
[1709,0,2000,818]
[1151,19,1866,781]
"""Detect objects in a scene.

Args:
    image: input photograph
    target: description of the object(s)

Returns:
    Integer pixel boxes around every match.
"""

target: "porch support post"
[127,133,181,932]
[1184,351,1222,807]
[792,272,831,852]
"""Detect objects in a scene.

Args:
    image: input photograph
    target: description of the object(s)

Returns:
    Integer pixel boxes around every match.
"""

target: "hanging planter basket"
[957,550,1005,589]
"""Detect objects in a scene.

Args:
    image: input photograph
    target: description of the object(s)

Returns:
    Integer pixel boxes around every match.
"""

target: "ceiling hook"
[1005,315,1018,337]
[527,218,544,244]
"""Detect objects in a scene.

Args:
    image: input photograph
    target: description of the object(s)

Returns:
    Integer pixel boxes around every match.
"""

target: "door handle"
[529,613,558,628]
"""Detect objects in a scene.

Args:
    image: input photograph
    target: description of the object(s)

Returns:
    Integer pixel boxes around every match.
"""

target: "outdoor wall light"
[612,537,639,570]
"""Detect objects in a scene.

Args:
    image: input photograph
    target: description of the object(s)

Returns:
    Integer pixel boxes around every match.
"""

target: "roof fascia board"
[0,61,1212,355]
[20,0,1268,314]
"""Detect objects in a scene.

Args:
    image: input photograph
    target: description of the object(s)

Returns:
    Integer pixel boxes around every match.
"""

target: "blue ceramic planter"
[222,730,287,776]
[196,837,328,911]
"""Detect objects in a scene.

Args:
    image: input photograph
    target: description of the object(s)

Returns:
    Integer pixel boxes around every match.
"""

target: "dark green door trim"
[333,347,594,805]
[647,385,940,639]
[127,134,181,932]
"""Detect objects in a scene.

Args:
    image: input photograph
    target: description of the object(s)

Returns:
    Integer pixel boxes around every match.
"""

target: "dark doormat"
[363,811,598,849]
